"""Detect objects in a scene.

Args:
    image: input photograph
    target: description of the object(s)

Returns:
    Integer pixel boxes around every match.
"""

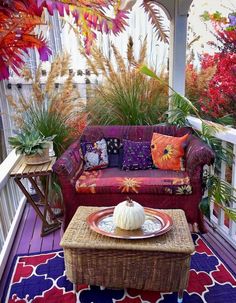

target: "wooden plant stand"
[11,157,61,236]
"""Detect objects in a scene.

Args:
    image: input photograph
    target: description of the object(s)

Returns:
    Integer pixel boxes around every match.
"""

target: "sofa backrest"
[80,125,192,168]
[81,125,192,142]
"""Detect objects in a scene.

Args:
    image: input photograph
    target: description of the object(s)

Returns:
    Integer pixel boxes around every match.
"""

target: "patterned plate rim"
[87,207,173,239]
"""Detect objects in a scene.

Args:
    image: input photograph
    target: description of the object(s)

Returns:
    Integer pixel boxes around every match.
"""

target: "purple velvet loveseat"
[53,125,215,231]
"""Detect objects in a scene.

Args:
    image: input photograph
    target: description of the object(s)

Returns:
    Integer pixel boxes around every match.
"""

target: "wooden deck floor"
[0,203,61,299]
[0,203,235,300]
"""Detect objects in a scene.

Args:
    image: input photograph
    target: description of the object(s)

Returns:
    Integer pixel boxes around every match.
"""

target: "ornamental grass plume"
[81,37,168,125]
[6,53,84,156]
[7,53,81,127]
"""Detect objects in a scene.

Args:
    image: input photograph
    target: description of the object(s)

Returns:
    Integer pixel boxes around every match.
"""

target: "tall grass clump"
[7,53,83,156]
[82,37,168,125]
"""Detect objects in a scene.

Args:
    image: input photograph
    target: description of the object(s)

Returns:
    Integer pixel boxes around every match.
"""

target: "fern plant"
[140,65,236,222]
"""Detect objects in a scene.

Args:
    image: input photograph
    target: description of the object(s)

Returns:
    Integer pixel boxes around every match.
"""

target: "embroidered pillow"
[122,139,153,170]
[151,133,189,171]
[81,138,109,171]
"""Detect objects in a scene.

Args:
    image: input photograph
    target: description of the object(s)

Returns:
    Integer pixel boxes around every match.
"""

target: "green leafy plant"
[8,131,54,156]
[140,65,236,222]
[23,108,72,158]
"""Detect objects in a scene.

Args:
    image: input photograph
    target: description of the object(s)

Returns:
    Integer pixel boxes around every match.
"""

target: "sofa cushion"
[75,167,192,195]
[151,133,189,171]
[122,139,153,170]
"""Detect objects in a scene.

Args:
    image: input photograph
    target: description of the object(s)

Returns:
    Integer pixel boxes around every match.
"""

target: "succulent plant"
[8,131,55,156]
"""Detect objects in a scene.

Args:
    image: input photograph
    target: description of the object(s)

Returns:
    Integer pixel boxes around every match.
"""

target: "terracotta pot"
[25,147,50,165]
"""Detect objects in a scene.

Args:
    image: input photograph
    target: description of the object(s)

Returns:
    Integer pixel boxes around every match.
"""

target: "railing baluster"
[218,141,227,226]
[0,151,26,279]
[229,144,236,239]
[209,166,215,220]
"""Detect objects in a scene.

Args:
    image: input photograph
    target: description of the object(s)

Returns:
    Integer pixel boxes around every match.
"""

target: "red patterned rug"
[3,234,236,303]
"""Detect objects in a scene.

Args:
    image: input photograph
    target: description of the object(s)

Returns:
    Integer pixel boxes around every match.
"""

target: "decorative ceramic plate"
[87,207,173,239]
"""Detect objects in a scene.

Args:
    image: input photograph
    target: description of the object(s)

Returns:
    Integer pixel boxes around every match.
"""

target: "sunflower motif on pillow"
[161,144,174,160]
[151,133,189,171]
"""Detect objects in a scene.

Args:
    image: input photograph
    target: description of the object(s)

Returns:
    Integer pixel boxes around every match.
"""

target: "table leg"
[15,177,60,236]
[28,176,55,220]
[177,289,184,303]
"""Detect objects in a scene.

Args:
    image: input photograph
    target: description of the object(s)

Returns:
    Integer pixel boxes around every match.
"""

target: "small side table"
[11,157,61,236]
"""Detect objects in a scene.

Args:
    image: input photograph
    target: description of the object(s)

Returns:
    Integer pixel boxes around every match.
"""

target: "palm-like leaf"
[140,64,236,222]
[141,0,169,44]
[206,175,236,222]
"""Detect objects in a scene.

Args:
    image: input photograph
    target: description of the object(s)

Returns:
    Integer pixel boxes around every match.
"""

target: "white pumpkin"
[113,198,145,230]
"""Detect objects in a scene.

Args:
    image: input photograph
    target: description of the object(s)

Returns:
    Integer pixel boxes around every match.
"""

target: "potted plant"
[9,131,55,165]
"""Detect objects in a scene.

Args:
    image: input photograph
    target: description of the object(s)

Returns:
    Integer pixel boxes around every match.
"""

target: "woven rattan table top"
[61,206,195,254]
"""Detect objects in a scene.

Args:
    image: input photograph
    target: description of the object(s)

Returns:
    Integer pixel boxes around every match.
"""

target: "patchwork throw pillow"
[122,139,153,170]
[151,133,189,171]
[81,138,109,171]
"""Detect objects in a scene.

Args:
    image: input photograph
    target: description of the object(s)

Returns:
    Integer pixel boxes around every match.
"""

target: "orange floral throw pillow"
[151,133,189,171]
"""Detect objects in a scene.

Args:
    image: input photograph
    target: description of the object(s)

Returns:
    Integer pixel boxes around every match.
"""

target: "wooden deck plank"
[202,232,236,274]
[29,214,43,253]
[202,221,236,274]
[17,205,37,254]
[0,204,30,299]
[41,230,55,252]
[53,228,62,250]
[0,204,62,301]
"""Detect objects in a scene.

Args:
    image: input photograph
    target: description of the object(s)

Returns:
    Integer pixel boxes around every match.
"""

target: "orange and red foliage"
[186,12,236,123]
[199,53,236,119]
[0,0,51,79]
[0,0,129,80]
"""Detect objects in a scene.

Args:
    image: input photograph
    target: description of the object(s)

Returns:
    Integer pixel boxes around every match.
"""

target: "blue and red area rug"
[3,234,236,303]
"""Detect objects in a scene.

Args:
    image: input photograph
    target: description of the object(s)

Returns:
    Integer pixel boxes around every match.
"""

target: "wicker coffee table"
[61,206,195,303]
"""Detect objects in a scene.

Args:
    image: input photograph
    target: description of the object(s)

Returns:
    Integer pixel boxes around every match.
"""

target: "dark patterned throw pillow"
[122,139,153,170]
[105,138,123,167]
[106,138,121,154]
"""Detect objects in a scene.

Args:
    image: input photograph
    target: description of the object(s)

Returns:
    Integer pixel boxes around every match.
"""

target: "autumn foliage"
[186,12,236,124]
[0,0,129,80]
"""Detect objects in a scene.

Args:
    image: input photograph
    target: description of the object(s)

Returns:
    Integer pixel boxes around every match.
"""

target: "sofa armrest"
[53,138,84,185]
[185,135,215,181]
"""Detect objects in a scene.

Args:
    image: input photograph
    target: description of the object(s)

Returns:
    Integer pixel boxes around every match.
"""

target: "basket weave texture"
[61,206,195,291]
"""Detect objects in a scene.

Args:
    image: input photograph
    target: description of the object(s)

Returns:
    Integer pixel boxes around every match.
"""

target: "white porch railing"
[0,150,26,280]
[187,116,236,248]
